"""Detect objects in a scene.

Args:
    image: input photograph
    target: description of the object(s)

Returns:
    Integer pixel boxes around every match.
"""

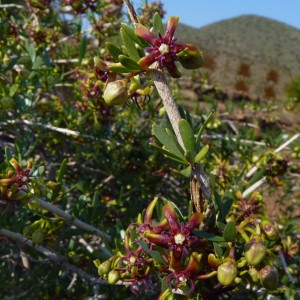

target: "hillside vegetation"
[175,15,300,99]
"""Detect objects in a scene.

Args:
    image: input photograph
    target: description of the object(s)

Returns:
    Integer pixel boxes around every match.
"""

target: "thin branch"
[34,198,112,247]
[0,119,94,140]
[123,0,140,23]
[246,133,299,178]
[0,4,24,9]
[278,250,296,284]
[0,228,102,285]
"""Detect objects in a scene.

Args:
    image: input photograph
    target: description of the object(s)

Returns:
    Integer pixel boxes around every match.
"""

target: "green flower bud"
[107,270,120,285]
[261,221,279,241]
[178,44,204,69]
[217,258,238,286]
[244,237,266,266]
[103,80,129,106]
[98,260,112,276]
[259,265,279,290]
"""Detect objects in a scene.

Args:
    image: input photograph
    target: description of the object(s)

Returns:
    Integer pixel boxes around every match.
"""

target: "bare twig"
[0,228,101,285]
[278,250,296,284]
[246,133,300,178]
[123,0,139,23]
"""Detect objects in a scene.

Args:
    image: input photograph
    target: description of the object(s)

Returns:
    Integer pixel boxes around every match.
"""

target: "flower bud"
[98,260,112,276]
[107,270,120,285]
[208,253,221,269]
[217,258,237,286]
[259,265,279,290]
[261,221,279,241]
[178,44,204,69]
[244,237,266,266]
[103,80,129,106]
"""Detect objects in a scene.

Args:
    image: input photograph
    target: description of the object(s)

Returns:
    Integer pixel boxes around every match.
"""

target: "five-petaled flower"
[135,16,203,78]
[143,203,202,259]
[0,158,32,191]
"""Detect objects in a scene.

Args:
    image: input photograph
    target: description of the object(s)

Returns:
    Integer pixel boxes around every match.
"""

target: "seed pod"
[259,265,279,290]
[217,258,238,286]
[178,44,204,69]
[103,80,129,106]
[244,237,266,266]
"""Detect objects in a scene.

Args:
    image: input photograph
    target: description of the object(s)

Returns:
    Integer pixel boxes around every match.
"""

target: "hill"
[175,15,300,99]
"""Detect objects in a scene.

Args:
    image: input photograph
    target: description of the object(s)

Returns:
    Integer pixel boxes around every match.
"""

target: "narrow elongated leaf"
[223,221,236,242]
[57,158,67,183]
[150,144,187,165]
[121,23,149,48]
[118,55,142,71]
[152,124,185,159]
[153,12,164,35]
[179,119,195,154]
[196,110,214,146]
[184,150,194,166]
[120,28,140,60]
[108,63,134,73]
[79,35,87,64]
[195,144,210,163]
[180,165,192,177]
[106,42,124,61]
[165,128,184,154]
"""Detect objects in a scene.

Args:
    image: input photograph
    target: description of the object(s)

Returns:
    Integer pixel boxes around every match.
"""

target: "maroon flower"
[0,158,32,190]
[135,16,202,78]
[144,203,202,258]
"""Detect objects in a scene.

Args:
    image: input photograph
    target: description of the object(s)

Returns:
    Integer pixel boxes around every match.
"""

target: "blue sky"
[132,0,300,30]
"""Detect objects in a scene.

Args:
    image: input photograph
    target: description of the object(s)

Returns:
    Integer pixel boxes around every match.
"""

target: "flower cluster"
[0,158,33,202]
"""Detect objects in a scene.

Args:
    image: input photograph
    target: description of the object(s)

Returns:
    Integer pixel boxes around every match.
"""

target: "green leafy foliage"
[0,1,299,299]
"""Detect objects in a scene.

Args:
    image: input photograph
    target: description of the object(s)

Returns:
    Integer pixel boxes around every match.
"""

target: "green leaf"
[120,27,140,60]
[5,147,13,163]
[121,23,149,48]
[195,144,210,163]
[165,128,185,155]
[32,56,43,69]
[150,144,187,165]
[57,158,67,183]
[106,42,124,61]
[193,229,225,242]
[179,119,195,154]
[79,35,87,64]
[108,63,134,73]
[213,242,223,258]
[223,221,236,242]
[118,55,142,71]
[184,150,194,165]
[138,240,166,265]
[153,12,164,36]
[180,165,192,177]
[25,40,36,62]
[152,124,185,160]
[196,110,214,146]
[9,83,19,97]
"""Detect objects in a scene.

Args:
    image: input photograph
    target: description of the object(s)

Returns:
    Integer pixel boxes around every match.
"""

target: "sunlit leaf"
[120,27,140,60]
[153,12,164,36]
[118,55,142,71]
[106,42,124,61]
[223,221,236,242]
[121,23,149,48]
[179,118,195,154]
[195,144,210,163]
[196,110,214,146]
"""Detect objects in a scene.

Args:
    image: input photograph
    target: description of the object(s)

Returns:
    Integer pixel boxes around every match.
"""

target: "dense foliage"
[0,1,300,299]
